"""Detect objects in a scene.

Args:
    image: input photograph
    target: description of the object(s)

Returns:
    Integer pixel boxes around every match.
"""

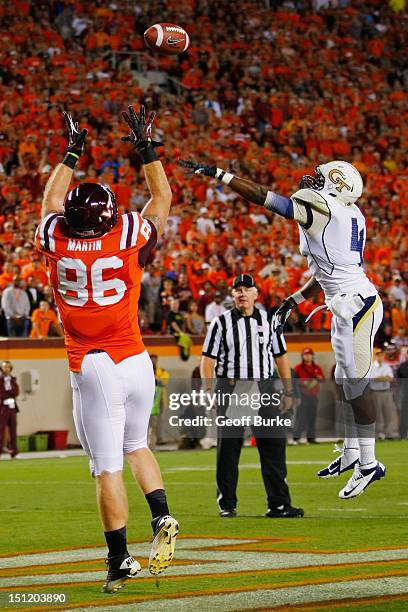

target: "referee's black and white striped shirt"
[202,307,286,379]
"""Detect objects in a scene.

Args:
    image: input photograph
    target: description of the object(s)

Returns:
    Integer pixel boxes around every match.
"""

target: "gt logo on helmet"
[328,169,352,193]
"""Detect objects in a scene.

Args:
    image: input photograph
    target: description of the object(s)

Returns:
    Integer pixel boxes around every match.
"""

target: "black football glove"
[272,298,295,335]
[121,105,163,164]
[179,159,217,178]
[63,111,87,157]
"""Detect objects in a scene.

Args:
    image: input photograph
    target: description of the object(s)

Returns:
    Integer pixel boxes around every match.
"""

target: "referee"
[201,274,304,518]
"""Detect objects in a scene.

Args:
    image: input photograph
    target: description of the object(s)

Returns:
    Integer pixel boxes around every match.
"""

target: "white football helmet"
[300,160,363,206]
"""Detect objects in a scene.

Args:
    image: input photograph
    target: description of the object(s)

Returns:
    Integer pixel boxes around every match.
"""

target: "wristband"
[62,151,80,169]
[283,390,294,397]
[138,146,159,165]
[215,168,234,185]
[290,291,305,305]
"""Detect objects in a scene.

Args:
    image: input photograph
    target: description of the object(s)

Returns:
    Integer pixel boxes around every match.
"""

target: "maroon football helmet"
[63,183,118,238]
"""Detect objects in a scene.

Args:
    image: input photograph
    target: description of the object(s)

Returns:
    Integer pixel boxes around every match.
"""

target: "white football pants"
[71,351,155,476]
[332,294,383,400]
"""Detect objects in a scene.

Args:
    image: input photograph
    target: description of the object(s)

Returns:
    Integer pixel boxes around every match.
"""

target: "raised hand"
[179,159,217,178]
[63,111,87,156]
[121,105,162,151]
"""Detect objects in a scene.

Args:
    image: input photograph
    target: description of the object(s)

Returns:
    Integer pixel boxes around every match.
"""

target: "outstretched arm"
[179,160,293,219]
[41,112,87,219]
[121,105,171,238]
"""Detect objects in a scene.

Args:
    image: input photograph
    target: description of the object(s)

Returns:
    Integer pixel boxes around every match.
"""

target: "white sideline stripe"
[86,576,408,611]
[154,24,163,47]
[164,462,324,473]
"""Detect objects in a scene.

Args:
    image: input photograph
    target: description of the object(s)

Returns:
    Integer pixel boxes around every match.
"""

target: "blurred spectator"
[149,354,170,448]
[396,353,408,440]
[30,300,63,339]
[25,277,45,314]
[205,291,224,325]
[392,327,408,351]
[391,300,407,337]
[185,300,205,335]
[0,361,20,459]
[1,277,30,337]
[177,273,194,312]
[389,277,407,309]
[167,297,192,361]
[370,349,397,439]
[293,348,324,444]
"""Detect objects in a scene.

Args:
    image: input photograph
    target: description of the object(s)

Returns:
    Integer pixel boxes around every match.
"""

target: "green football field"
[1,442,408,611]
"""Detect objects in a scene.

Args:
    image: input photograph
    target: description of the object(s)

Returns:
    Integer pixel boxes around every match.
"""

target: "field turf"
[0,441,407,611]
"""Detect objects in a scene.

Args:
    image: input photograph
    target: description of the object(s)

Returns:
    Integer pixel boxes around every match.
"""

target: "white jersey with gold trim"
[291,188,377,300]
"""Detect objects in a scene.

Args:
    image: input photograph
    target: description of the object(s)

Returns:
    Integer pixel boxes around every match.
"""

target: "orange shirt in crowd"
[30,308,58,338]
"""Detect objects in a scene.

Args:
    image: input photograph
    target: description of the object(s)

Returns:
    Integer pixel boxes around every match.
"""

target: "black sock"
[145,489,169,519]
[104,526,128,558]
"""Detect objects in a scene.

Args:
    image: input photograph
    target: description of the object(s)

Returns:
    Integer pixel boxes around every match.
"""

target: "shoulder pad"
[291,189,326,206]
[291,189,330,216]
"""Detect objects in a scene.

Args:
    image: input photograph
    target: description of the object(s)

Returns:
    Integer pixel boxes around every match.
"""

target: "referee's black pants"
[215,379,291,512]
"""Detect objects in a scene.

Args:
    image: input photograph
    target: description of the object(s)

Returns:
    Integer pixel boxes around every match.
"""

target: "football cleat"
[149,515,179,576]
[219,508,237,518]
[339,461,386,499]
[101,553,141,593]
[265,505,304,518]
[318,446,359,478]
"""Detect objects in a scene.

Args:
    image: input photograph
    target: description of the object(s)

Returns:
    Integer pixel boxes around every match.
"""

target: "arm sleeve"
[264,192,294,219]
[202,318,222,358]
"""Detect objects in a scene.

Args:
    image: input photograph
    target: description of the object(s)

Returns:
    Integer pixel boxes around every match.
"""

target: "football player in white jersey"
[180,158,385,499]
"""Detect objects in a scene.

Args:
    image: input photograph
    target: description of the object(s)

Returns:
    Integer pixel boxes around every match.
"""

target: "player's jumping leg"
[97,472,142,593]
[126,448,179,575]
[123,352,179,576]
[319,295,385,496]
[71,353,143,593]
[318,392,359,478]
[339,387,386,499]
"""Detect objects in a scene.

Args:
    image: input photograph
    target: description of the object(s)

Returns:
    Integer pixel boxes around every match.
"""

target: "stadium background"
[0,0,407,610]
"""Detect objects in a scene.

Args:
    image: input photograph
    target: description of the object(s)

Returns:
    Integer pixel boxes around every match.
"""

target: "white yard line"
[71,576,408,612]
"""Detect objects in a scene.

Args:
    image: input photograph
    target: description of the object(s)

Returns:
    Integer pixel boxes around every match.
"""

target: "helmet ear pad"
[63,183,118,238]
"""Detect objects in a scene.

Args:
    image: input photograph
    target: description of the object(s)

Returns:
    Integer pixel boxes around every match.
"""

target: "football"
[144,23,190,55]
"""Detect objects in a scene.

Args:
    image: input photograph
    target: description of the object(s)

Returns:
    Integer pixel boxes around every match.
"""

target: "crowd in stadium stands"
[0,0,407,361]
